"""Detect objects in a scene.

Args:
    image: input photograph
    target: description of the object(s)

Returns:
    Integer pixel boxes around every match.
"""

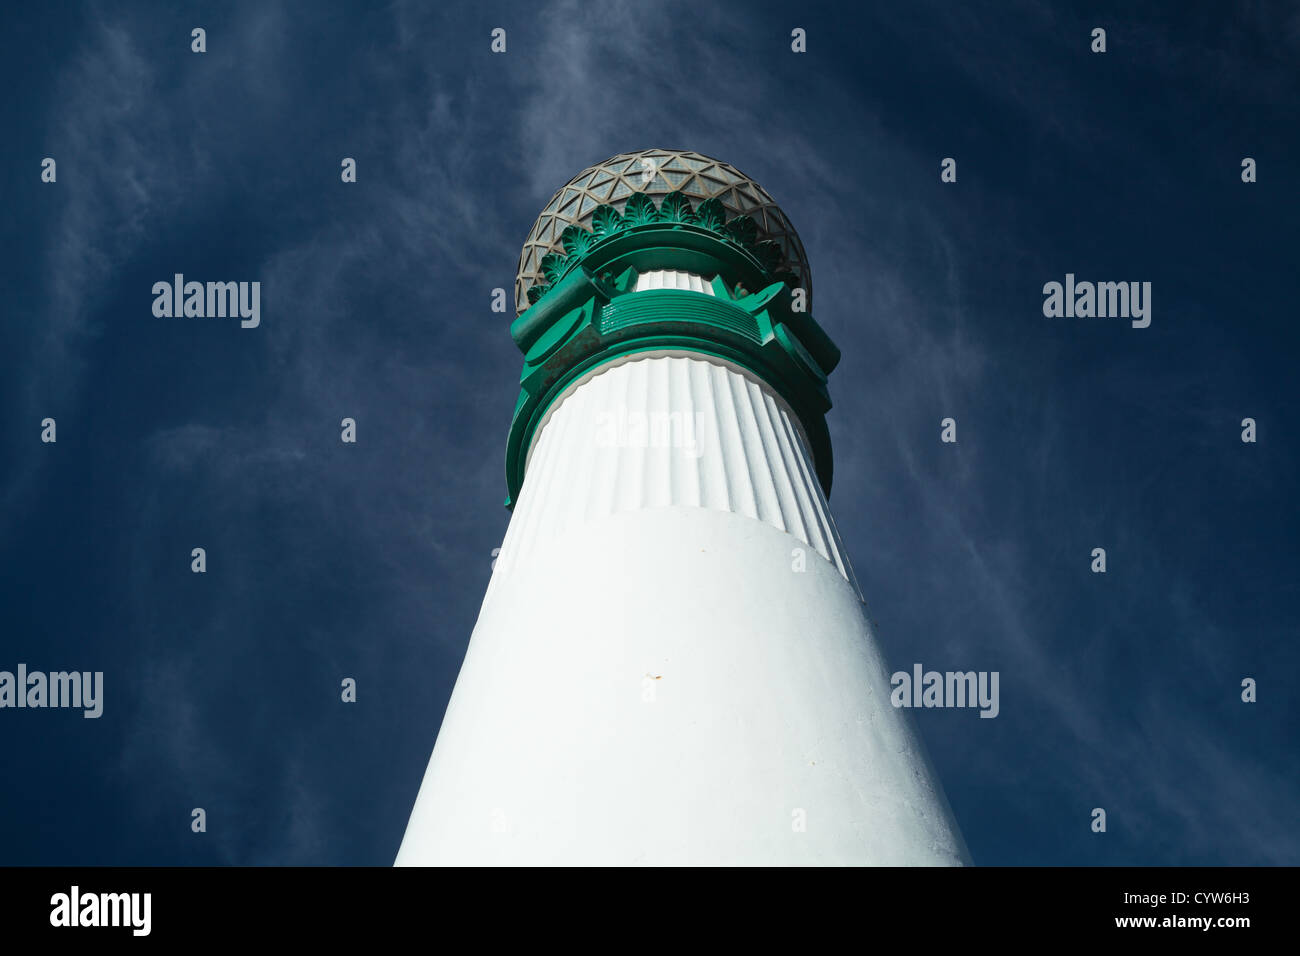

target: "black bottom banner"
[0,865,1284,942]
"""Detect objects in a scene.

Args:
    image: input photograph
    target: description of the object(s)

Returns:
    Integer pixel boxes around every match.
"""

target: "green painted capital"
[504,190,840,509]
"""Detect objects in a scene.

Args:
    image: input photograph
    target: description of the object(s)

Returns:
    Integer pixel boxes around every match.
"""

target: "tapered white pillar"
[396,149,968,865]
[396,350,968,865]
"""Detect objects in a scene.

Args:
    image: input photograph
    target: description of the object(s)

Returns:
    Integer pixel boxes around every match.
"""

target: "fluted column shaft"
[397,353,967,866]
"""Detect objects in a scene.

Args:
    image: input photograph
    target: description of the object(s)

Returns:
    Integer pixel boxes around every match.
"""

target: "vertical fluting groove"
[694,358,731,513]
[671,355,702,508]
[766,392,831,560]
[777,408,834,562]
[584,363,611,522]
[616,359,648,514]
[515,381,575,572]
[586,359,625,521]
[711,362,760,520]
[571,374,600,532]
[529,387,573,554]
[731,373,786,532]
[491,385,559,587]
[632,270,717,296]
[751,383,801,539]
[779,408,845,576]
[788,417,842,567]
[792,422,860,595]
[648,357,671,510]
[659,357,680,507]
[614,359,633,514]
[506,355,851,582]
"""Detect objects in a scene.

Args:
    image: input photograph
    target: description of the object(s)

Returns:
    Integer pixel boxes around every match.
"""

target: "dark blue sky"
[1,0,1296,865]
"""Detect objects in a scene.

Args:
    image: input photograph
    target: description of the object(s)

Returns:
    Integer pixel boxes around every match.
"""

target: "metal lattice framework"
[515,149,810,315]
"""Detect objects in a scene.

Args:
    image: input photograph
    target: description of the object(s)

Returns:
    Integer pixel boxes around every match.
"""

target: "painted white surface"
[506,353,855,589]
[396,354,968,865]
[631,269,715,294]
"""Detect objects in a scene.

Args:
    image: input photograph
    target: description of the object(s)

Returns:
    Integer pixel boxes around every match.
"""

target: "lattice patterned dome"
[514,149,810,315]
